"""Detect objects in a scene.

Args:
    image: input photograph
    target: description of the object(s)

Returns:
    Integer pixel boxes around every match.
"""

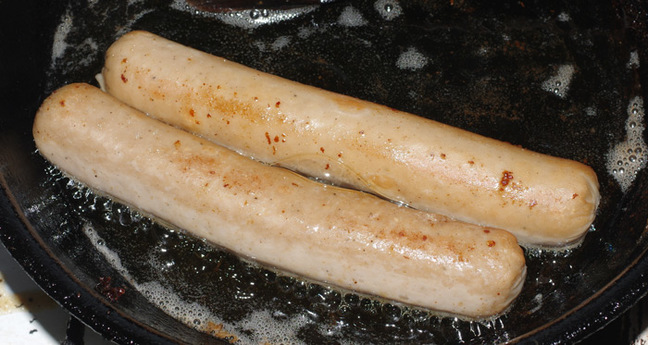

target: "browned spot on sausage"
[223,184,230,188]
[440,153,446,159]
[333,94,367,111]
[398,231,406,237]
[500,170,514,190]
[320,147,325,153]
[274,135,279,143]
[468,160,475,165]
[292,182,299,187]
[572,193,579,199]
[325,164,330,170]
[209,170,216,174]
[121,74,128,83]
[189,109,195,117]
[207,113,212,118]
[487,240,496,247]
[121,58,127,63]
[422,235,428,241]
[174,140,181,149]
[275,101,281,107]
[265,132,271,145]
[59,100,65,107]
[483,229,490,233]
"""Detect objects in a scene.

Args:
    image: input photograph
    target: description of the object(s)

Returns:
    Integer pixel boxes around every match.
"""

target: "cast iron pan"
[2,0,648,343]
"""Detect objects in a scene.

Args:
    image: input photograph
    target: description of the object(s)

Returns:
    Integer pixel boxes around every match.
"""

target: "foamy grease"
[51,8,73,64]
[557,12,571,22]
[50,0,150,75]
[374,0,402,21]
[396,47,429,71]
[541,64,575,99]
[171,0,317,30]
[337,6,368,27]
[606,96,647,192]
[82,222,342,343]
[271,36,292,51]
[628,50,640,69]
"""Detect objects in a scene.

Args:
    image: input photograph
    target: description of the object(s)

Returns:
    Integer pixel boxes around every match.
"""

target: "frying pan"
[2,0,648,343]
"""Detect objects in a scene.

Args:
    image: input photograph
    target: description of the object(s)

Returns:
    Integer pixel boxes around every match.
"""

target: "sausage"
[33,83,526,318]
[102,30,600,248]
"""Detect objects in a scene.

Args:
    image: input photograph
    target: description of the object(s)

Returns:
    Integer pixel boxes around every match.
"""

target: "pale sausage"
[33,83,526,318]
[102,31,600,247]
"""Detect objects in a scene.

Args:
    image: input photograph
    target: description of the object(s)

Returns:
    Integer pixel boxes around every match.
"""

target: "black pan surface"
[2,0,648,343]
